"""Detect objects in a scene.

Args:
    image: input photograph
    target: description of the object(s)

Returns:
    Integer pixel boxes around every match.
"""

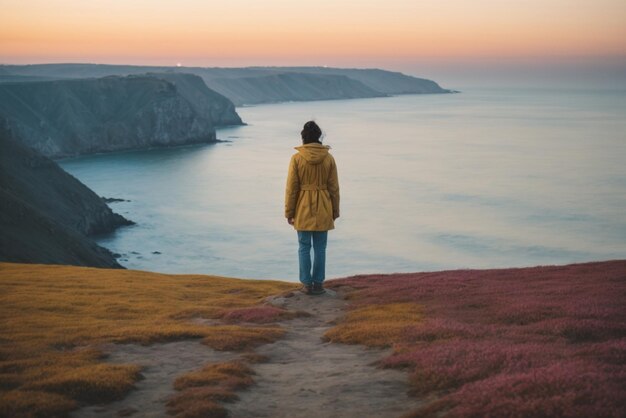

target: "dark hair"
[301,121,322,144]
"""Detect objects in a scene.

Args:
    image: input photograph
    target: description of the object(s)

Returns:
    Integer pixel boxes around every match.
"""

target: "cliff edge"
[0,74,241,158]
[0,64,453,107]
[0,123,132,267]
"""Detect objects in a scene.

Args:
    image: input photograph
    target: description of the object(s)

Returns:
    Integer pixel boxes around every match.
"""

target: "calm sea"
[60,87,626,280]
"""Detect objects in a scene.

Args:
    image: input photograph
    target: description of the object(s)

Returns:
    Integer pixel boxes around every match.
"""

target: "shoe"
[310,282,326,295]
[300,283,313,295]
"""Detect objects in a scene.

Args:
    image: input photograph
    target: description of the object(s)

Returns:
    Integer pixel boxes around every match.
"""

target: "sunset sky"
[2,0,625,86]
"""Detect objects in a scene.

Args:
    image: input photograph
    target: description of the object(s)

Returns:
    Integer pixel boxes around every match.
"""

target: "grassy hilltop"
[1,260,624,417]
[0,263,294,417]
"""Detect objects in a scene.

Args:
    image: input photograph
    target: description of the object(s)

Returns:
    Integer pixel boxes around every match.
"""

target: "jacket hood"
[295,143,330,164]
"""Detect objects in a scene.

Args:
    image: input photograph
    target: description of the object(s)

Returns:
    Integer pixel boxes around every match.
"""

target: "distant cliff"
[0,124,132,267]
[206,72,385,106]
[148,72,242,125]
[0,64,453,106]
[267,67,450,95]
[0,73,242,158]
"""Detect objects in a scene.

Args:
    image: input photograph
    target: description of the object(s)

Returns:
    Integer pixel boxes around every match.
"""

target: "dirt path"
[72,341,238,418]
[225,289,421,418]
[73,289,420,417]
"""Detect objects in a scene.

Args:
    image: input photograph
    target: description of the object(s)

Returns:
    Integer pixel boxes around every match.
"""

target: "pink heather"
[329,260,626,417]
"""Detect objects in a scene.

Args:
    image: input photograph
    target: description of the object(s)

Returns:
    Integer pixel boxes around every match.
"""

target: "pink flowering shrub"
[575,339,626,365]
[413,360,626,418]
[494,301,564,325]
[400,318,495,342]
[529,318,626,342]
[328,260,626,417]
[385,340,561,394]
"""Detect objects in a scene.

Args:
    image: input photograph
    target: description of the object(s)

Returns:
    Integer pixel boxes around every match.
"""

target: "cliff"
[205,72,385,106]
[0,124,131,267]
[147,72,242,125]
[0,64,452,106]
[267,67,450,94]
[0,73,241,158]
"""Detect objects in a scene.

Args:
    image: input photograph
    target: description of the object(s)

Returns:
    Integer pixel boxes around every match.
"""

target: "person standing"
[285,121,340,295]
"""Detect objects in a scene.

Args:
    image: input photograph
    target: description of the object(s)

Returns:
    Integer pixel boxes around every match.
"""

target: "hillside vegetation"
[1,261,623,417]
[326,260,626,417]
[0,262,295,417]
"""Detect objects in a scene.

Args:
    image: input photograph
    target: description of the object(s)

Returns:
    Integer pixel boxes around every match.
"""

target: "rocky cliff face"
[205,72,386,106]
[0,189,123,268]
[0,123,132,267]
[0,74,241,158]
[0,64,453,107]
[148,72,242,125]
[269,67,451,94]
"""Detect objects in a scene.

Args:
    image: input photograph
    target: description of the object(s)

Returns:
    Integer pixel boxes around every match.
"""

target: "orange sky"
[1,0,625,67]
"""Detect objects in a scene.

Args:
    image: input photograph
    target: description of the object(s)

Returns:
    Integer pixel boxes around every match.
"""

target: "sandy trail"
[72,289,419,417]
[72,341,238,418]
[225,289,421,418]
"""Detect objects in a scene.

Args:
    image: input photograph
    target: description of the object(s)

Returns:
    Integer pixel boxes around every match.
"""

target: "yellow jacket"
[285,143,340,231]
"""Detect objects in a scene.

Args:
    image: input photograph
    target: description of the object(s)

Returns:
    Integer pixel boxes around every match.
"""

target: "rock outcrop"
[0,123,132,267]
[0,73,241,158]
[147,72,242,125]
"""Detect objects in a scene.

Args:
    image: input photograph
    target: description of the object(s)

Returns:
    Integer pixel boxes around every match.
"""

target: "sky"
[1,0,625,87]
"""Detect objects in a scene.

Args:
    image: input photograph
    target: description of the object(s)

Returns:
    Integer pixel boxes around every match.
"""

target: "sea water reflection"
[60,88,626,280]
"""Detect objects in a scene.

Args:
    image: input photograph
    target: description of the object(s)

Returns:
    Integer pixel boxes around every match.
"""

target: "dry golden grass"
[201,326,285,351]
[0,262,294,416]
[0,390,77,418]
[167,360,255,418]
[324,303,423,347]
[173,361,254,391]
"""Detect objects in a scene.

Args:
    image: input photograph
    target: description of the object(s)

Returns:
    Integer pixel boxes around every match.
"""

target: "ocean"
[59,87,626,280]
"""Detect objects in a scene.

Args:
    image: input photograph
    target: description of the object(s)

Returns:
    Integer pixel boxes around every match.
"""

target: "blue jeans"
[297,231,328,285]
